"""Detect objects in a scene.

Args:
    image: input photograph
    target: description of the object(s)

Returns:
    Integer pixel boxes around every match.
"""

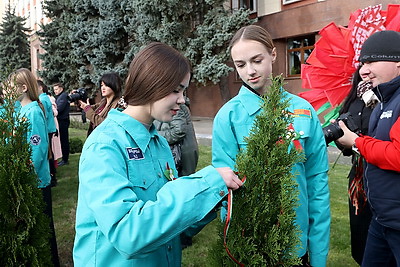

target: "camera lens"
[68,93,81,102]
[322,122,344,145]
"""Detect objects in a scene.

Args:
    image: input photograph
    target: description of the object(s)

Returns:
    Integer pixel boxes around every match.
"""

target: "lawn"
[53,126,358,267]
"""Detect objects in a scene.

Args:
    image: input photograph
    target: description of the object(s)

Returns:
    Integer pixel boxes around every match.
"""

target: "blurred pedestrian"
[53,83,70,166]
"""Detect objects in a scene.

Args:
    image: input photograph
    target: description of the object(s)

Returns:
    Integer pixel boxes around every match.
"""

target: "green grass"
[53,128,358,266]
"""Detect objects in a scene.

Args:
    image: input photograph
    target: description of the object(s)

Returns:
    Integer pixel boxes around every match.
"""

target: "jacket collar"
[373,76,400,103]
[107,109,159,153]
[239,85,294,116]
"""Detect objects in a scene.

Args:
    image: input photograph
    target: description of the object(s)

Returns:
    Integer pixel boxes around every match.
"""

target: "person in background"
[212,25,330,267]
[335,67,376,265]
[47,88,63,164]
[153,95,199,248]
[78,72,123,136]
[37,80,58,187]
[336,30,400,267]
[73,42,243,266]
[53,83,70,166]
[10,68,60,267]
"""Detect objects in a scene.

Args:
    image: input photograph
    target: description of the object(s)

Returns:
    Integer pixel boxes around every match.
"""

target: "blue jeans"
[362,218,400,267]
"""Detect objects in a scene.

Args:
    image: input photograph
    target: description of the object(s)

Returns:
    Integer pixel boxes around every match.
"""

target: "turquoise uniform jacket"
[19,101,50,188]
[212,86,330,267]
[74,109,228,266]
[39,93,57,134]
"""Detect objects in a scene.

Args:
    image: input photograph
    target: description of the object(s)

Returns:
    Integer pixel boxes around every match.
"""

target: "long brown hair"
[11,68,40,101]
[229,25,275,55]
[10,68,44,112]
[124,42,191,106]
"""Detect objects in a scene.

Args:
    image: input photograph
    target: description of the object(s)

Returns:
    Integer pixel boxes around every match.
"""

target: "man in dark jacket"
[337,30,400,266]
[53,83,70,166]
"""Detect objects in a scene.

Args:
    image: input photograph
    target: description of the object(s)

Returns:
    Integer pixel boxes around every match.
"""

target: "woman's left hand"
[79,99,90,110]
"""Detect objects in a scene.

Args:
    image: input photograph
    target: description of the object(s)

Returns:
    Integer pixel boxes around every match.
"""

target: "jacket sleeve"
[158,106,188,145]
[84,102,105,127]
[356,116,400,172]
[211,110,238,169]
[78,141,228,258]
[56,93,69,114]
[26,111,49,186]
[302,108,330,267]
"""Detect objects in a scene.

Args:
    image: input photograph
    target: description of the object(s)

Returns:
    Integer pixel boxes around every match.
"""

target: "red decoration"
[299,4,400,116]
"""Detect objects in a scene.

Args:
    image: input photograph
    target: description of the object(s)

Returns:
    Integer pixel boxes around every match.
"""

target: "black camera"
[323,112,359,145]
[68,88,88,102]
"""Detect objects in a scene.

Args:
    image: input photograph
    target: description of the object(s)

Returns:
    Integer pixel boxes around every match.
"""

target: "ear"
[271,47,277,64]
[22,84,28,93]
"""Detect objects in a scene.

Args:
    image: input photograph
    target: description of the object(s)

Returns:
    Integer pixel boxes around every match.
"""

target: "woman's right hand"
[216,167,243,190]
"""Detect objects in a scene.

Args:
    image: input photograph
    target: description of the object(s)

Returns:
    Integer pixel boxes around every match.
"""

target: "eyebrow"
[234,53,263,63]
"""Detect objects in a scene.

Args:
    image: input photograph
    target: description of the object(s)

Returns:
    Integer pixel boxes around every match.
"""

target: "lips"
[248,76,260,83]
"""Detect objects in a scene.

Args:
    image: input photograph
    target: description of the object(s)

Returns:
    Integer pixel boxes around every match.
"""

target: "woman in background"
[79,72,123,136]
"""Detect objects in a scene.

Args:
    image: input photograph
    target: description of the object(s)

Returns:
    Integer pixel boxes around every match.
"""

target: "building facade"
[1,0,50,78]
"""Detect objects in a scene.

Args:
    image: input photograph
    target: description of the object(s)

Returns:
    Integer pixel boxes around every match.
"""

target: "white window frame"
[282,0,302,5]
[232,0,257,14]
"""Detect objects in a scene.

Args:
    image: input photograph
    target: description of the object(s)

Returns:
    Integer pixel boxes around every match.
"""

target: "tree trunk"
[218,75,231,104]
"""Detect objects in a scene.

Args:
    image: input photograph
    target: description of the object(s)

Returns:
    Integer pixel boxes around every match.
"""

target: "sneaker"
[57,160,69,167]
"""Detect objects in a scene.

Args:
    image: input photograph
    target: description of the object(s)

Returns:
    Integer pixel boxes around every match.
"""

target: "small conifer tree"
[212,75,304,266]
[0,79,51,266]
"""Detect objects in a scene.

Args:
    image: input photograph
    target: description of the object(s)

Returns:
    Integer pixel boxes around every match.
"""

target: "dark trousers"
[41,186,60,267]
[362,219,400,267]
[58,118,70,162]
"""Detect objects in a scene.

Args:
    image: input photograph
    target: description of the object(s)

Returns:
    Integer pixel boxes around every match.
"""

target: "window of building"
[287,35,315,77]
[231,0,257,15]
[282,0,302,5]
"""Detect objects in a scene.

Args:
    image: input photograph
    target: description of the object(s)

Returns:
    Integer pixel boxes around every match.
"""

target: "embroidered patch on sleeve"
[292,109,311,118]
[126,147,145,160]
[30,135,41,146]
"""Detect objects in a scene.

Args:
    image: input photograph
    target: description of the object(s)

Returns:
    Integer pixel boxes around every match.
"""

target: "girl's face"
[101,81,114,98]
[231,39,276,94]
[150,72,190,122]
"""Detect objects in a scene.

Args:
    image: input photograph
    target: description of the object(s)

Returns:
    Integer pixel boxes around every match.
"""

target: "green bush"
[69,138,83,154]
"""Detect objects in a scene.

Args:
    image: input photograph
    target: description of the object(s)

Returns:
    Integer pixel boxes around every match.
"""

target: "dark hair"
[340,66,363,114]
[37,80,49,94]
[99,72,123,98]
[229,25,274,55]
[52,83,63,89]
[124,42,191,106]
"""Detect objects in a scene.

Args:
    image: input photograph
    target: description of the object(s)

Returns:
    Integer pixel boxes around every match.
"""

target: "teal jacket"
[39,93,57,134]
[212,86,330,267]
[18,101,50,188]
[73,109,228,266]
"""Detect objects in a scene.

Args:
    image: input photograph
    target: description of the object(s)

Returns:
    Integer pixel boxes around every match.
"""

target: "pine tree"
[69,0,130,86]
[213,75,304,266]
[0,77,51,266]
[126,0,252,102]
[38,0,79,90]
[0,5,31,79]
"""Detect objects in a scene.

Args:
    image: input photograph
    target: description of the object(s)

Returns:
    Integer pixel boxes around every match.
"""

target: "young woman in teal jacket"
[212,25,331,267]
[10,68,60,266]
[73,42,243,266]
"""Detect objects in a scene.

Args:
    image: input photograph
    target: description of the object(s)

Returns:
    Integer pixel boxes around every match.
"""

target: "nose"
[246,64,256,76]
[177,91,185,105]
[359,63,370,77]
